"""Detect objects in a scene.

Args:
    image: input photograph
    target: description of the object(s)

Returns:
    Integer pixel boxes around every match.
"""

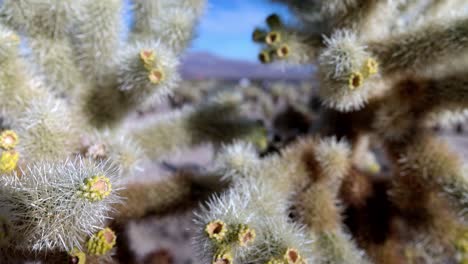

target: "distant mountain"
[180,52,314,80]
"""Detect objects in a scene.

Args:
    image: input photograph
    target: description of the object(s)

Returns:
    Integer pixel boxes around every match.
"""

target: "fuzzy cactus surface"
[194,1,468,264]
[0,0,266,263]
[1,1,468,264]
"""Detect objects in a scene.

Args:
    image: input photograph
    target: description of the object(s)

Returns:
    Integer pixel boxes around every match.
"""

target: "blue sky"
[189,0,291,61]
[122,0,291,62]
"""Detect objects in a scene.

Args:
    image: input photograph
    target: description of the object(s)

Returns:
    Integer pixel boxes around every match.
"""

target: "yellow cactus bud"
[213,248,233,264]
[253,28,267,43]
[148,68,165,84]
[348,72,363,90]
[265,31,281,45]
[283,248,302,264]
[0,150,19,173]
[69,248,86,264]
[237,225,256,247]
[79,175,112,202]
[276,45,290,59]
[0,130,19,150]
[259,50,272,64]
[266,14,282,29]
[205,220,228,242]
[362,58,379,78]
[86,227,116,256]
[140,49,155,70]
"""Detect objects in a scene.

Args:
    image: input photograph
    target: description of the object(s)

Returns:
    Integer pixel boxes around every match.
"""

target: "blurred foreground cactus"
[2,0,468,264]
[0,0,268,263]
[194,1,468,264]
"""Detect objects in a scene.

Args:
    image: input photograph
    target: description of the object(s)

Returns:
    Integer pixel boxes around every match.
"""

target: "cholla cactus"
[2,0,468,263]
[0,0,267,262]
[194,1,468,264]
[0,159,119,252]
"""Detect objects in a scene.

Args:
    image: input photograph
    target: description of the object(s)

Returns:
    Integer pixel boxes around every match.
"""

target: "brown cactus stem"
[340,172,403,264]
[112,171,225,223]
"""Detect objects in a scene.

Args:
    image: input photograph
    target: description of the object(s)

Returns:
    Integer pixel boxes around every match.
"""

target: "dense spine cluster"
[1,0,467,263]
[0,0,267,263]
[195,1,468,264]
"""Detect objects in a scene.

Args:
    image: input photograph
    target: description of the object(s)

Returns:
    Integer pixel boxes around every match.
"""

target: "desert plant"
[0,0,266,262]
[194,1,468,264]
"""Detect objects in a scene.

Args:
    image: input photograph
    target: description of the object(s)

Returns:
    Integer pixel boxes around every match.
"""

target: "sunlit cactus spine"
[192,1,468,264]
[0,158,119,252]
[2,0,468,263]
[0,0,269,262]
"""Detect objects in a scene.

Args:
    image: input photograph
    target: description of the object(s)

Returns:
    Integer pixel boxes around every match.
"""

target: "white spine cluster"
[0,158,120,252]
[117,39,179,99]
[131,0,206,53]
[194,175,315,264]
[318,30,377,111]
